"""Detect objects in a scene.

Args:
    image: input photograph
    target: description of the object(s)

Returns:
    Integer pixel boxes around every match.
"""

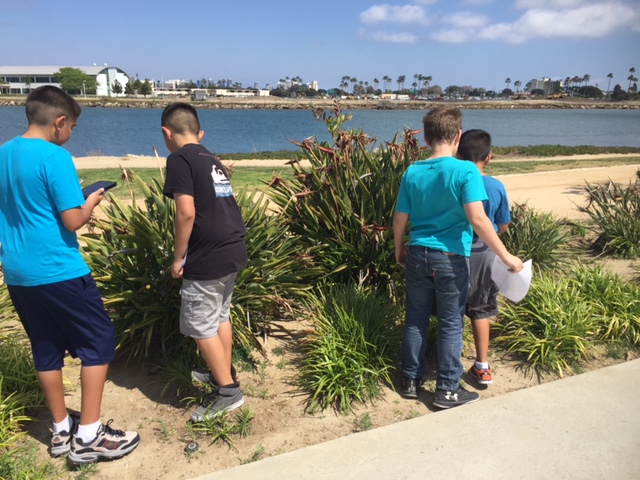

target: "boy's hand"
[396,246,408,266]
[503,254,524,273]
[86,188,105,206]
[171,258,184,278]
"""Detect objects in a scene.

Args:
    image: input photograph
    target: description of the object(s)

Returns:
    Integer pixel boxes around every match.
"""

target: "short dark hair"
[457,129,492,163]
[25,86,81,126]
[422,106,462,145]
[161,102,201,135]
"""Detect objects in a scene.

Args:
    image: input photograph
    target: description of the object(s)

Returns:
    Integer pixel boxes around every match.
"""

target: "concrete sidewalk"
[193,359,640,480]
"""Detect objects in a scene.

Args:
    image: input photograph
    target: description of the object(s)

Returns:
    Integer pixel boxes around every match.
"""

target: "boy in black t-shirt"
[161,103,247,421]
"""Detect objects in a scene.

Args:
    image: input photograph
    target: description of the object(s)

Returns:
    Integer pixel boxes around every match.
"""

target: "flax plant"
[576,177,640,258]
[501,202,571,271]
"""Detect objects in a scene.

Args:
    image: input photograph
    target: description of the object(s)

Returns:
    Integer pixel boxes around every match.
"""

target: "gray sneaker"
[190,384,244,422]
[191,364,238,387]
[50,411,80,457]
[68,420,140,466]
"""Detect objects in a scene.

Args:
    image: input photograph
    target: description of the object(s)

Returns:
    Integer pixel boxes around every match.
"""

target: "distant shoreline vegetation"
[1,96,639,110]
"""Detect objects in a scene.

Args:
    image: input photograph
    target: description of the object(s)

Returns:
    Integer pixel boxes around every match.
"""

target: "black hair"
[457,129,492,163]
[161,102,201,135]
[25,86,81,126]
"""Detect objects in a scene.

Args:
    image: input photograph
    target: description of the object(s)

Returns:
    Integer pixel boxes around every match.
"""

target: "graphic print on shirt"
[211,165,233,197]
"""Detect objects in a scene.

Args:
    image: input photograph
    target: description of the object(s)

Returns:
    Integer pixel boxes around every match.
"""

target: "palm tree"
[350,77,357,94]
[397,75,405,92]
[424,75,432,94]
[606,73,613,97]
[629,67,636,91]
[583,74,590,87]
[514,80,521,93]
[373,78,379,91]
[505,78,511,93]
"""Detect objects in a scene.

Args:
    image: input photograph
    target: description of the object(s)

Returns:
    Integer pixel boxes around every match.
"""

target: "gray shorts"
[466,239,499,321]
[179,272,237,339]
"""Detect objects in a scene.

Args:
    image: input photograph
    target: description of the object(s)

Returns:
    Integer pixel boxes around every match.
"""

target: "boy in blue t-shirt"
[0,86,139,465]
[393,106,522,409]
[457,129,511,386]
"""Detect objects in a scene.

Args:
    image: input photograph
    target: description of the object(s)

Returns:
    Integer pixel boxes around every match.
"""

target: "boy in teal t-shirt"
[393,106,522,409]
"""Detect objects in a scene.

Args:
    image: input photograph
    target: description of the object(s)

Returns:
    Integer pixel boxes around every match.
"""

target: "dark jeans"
[401,246,469,391]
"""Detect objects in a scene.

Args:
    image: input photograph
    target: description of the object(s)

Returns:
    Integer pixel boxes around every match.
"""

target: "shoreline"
[2,96,640,110]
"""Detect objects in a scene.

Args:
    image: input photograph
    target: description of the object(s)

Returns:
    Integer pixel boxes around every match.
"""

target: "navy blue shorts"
[8,274,115,371]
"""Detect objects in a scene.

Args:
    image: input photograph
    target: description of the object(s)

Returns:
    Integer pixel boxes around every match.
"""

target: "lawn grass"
[78,155,640,201]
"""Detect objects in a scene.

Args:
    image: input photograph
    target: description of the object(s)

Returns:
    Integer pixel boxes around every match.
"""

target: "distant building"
[311,80,319,91]
[212,88,270,98]
[526,77,562,95]
[0,65,130,96]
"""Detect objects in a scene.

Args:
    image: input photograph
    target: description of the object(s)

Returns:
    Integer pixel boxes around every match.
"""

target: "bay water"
[0,106,638,158]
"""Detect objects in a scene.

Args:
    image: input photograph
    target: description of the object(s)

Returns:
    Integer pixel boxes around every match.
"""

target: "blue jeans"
[401,246,469,391]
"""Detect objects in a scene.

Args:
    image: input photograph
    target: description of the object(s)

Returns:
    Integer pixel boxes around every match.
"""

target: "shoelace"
[102,419,126,438]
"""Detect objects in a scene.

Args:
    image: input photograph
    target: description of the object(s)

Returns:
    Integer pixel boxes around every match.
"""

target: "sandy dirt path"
[74,154,640,220]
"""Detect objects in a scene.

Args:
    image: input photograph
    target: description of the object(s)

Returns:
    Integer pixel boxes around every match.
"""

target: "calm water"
[0,106,638,157]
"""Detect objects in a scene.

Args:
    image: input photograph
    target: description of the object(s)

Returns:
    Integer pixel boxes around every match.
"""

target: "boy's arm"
[464,202,523,272]
[393,211,409,265]
[59,189,104,232]
[497,223,509,234]
[172,193,195,278]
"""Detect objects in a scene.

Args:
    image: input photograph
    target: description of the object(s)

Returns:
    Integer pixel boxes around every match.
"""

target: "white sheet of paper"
[491,257,532,303]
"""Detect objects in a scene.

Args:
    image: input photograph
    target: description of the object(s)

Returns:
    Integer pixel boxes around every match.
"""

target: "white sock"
[475,361,489,370]
[76,420,101,443]
[53,415,70,433]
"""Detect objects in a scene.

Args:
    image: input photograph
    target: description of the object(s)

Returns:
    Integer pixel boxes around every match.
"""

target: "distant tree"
[514,80,521,92]
[124,81,136,96]
[502,88,514,97]
[628,67,636,91]
[139,80,152,98]
[397,75,405,92]
[582,74,590,86]
[54,67,96,95]
[531,88,545,96]
[504,77,511,91]
[576,85,603,98]
[111,79,123,95]
[373,78,379,90]
[610,84,625,101]
[606,73,614,97]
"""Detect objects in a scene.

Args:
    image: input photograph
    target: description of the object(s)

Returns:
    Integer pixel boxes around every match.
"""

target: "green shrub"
[266,103,423,293]
[0,333,44,411]
[298,283,403,413]
[576,178,640,258]
[83,173,321,358]
[501,202,571,271]
[494,273,598,376]
[495,265,640,376]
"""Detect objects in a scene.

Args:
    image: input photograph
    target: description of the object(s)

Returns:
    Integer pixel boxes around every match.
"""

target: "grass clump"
[298,284,402,414]
[494,264,640,376]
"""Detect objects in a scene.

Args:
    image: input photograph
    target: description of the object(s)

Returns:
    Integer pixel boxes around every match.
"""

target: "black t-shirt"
[163,143,248,280]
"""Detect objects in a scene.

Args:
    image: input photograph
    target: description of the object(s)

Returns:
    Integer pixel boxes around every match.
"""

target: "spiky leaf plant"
[576,177,640,258]
[266,102,424,294]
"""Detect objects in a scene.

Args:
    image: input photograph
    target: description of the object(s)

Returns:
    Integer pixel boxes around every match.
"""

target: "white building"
[0,65,130,97]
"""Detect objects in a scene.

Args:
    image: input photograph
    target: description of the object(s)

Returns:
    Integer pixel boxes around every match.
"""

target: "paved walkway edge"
[193,359,640,480]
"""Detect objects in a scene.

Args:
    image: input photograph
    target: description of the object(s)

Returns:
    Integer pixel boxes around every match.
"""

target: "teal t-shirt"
[0,136,90,286]
[395,156,487,256]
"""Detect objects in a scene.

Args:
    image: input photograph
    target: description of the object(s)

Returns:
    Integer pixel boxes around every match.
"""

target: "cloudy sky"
[1,0,638,91]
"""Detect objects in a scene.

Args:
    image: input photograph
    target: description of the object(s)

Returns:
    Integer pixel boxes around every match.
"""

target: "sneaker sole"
[50,445,71,457]
[68,435,141,466]
[433,396,480,409]
[190,397,245,422]
[401,391,418,399]
[469,368,493,385]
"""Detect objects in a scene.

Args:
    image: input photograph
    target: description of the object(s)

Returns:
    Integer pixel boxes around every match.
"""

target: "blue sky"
[1,0,638,91]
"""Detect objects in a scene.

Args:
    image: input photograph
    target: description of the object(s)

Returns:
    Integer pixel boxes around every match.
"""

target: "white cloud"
[433,1,640,44]
[412,0,437,4]
[359,28,419,43]
[359,4,431,26]
[515,0,590,8]
[443,11,490,28]
[461,0,494,5]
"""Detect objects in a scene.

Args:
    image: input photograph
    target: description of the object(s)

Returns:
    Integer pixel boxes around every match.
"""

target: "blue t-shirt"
[0,136,90,286]
[479,175,510,235]
[395,156,487,256]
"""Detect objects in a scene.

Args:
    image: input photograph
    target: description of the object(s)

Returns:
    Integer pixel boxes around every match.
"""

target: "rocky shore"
[1,96,639,110]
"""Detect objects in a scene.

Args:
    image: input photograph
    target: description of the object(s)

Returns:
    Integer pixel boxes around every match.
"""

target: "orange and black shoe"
[469,364,493,385]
